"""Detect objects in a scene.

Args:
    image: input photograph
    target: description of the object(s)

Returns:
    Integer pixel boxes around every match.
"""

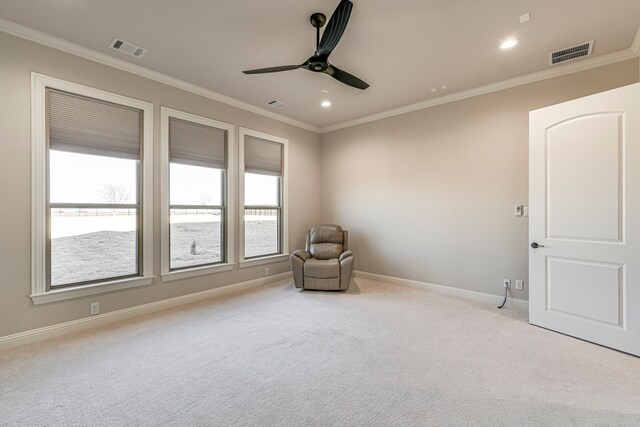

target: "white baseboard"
[0,272,292,350]
[0,271,525,350]
[354,270,529,309]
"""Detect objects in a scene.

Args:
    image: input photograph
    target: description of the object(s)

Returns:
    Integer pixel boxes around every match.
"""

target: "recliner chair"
[290,224,354,290]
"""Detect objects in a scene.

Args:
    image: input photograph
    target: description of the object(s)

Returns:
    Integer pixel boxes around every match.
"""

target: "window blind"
[244,135,283,176]
[169,117,227,169]
[48,89,141,160]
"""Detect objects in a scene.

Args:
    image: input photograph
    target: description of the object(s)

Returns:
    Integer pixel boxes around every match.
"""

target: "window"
[49,150,139,287]
[244,173,280,258]
[160,108,235,280]
[31,74,154,304]
[239,128,288,263]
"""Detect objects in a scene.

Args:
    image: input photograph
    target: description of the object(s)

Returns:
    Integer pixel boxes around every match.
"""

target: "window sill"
[161,263,235,282]
[239,254,290,268]
[30,276,154,305]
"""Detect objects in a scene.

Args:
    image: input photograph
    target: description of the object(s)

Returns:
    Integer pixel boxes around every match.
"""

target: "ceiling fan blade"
[325,65,369,90]
[242,64,303,74]
[317,0,353,57]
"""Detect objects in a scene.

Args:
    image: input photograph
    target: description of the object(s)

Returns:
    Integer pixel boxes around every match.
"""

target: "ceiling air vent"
[549,41,593,65]
[109,37,147,58]
[267,100,288,109]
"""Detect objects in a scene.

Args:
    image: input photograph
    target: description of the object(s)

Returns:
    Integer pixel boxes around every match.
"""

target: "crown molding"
[321,47,639,133]
[632,26,640,56]
[0,18,321,133]
[2,18,639,136]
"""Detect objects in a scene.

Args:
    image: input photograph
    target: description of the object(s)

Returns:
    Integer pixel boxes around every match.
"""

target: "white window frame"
[160,107,236,282]
[238,127,289,267]
[30,73,154,305]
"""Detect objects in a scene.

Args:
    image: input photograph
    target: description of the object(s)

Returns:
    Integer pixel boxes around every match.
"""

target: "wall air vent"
[109,37,147,58]
[549,41,593,65]
[267,100,288,109]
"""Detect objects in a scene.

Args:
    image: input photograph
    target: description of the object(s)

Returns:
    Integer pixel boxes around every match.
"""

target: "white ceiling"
[1,0,639,129]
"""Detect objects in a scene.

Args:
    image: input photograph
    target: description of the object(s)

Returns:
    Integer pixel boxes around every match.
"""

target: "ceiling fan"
[242,0,369,90]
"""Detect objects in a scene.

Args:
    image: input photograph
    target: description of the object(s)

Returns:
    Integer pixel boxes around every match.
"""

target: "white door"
[529,82,640,356]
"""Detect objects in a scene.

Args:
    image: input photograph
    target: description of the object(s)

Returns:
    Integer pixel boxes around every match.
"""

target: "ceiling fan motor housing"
[308,60,329,72]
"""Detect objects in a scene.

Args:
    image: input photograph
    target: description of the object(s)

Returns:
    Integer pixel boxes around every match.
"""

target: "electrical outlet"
[265,267,270,276]
[503,279,511,288]
[90,303,100,315]
[514,205,523,217]
[515,280,524,290]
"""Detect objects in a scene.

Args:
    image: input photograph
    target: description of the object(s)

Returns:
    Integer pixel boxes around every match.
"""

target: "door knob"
[531,242,544,249]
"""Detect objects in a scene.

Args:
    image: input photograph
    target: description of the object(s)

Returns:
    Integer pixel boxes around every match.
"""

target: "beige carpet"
[1,278,639,426]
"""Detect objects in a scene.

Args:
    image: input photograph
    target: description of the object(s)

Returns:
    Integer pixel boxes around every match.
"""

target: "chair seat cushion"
[304,258,340,279]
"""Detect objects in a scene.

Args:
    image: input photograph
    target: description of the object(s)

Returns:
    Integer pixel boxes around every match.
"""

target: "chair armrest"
[339,251,353,262]
[290,251,308,289]
[293,250,311,261]
[339,251,354,290]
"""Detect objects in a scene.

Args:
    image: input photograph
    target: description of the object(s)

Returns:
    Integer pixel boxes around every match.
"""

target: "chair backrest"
[305,224,348,260]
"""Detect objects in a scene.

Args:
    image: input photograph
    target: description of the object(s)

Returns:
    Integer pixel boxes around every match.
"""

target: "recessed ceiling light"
[321,100,331,108]
[500,38,519,49]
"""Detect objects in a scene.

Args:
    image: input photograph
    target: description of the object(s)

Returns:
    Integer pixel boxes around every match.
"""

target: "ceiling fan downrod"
[310,12,327,52]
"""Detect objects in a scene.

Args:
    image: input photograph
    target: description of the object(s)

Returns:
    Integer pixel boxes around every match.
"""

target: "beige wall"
[1,29,638,339]
[0,32,321,337]
[319,59,639,300]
